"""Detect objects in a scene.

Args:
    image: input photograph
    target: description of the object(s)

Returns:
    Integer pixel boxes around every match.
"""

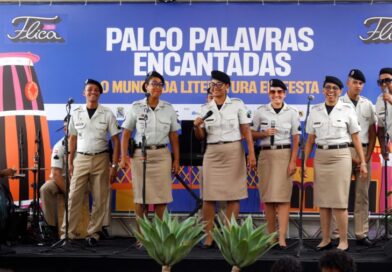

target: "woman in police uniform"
[251,79,300,249]
[304,76,367,251]
[120,71,180,220]
[193,70,256,247]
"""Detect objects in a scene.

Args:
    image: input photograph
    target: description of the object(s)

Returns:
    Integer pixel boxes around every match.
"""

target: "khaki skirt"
[314,148,352,209]
[257,149,293,203]
[202,141,248,201]
[131,147,173,204]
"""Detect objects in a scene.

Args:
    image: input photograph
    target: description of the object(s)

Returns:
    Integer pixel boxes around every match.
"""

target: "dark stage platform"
[1,238,392,272]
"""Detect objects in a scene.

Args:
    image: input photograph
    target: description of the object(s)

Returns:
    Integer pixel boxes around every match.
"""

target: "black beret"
[348,69,366,83]
[211,70,230,85]
[324,76,343,89]
[379,67,392,76]
[142,71,165,92]
[85,79,103,94]
[269,79,287,91]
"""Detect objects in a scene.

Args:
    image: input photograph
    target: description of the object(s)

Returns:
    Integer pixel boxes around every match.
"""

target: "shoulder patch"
[74,106,83,111]
[312,104,323,111]
[231,98,243,104]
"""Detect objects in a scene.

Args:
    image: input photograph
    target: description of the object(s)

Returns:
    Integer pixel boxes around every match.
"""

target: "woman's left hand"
[359,163,368,178]
[172,159,180,174]
[109,166,118,184]
[247,153,257,171]
[287,161,297,177]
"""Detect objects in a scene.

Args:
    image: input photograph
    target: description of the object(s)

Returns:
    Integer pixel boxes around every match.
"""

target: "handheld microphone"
[308,95,315,101]
[270,120,276,146]
[202,110,213,120]
[67,97,74,105]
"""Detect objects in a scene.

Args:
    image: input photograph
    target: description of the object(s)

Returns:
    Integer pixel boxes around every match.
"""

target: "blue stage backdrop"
[0,2,391,213]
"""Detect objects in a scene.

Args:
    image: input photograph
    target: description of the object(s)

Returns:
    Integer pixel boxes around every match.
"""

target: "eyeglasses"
[149,81,164,88]
[377,78,392,86]
[269,89,285,95]
[209,82,225,89]
[324,85,340,91]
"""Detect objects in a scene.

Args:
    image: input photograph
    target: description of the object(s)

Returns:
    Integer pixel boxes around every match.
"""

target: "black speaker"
[179,120,204,166]
[5,209,28,242]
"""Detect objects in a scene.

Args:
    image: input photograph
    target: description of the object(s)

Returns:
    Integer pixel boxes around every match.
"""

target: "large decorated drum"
[0,52,51,204]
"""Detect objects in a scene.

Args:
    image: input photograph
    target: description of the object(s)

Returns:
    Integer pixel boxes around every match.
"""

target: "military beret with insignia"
[348,69,366,83]
[323,76,343,89]
[269,79,287,91]
[211,70,231,86]
[85,79,103,94]
[379,67,392,76]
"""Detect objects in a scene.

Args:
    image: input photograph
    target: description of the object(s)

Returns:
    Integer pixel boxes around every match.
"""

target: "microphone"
[270,120,276,146]
[308,95,315,101]
[67,98,74,105]
[202,110,213,120]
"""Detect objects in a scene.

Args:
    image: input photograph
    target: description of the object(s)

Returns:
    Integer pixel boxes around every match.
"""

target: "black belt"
[136,144,167,150]
[317,143,349,150]
[208,140,240,145]
[260,144,291,150]
[77,150,108,156]
[348,143,369,148]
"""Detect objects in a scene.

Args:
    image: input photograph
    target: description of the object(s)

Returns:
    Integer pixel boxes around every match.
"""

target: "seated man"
[40,118,68,237]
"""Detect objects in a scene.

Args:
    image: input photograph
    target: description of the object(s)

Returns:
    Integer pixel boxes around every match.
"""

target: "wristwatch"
[111,163,118,169]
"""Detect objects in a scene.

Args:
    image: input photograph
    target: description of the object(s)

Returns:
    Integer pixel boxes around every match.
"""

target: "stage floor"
[1,238,392,272]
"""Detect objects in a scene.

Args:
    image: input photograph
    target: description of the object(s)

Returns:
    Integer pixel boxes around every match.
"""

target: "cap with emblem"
[379,67,392,76]
[211,70,230,86]
[348,69,366,83]
[85,79,103,94]
[324,76,343,89]
[142,71,165,92]
[269,79,287,91]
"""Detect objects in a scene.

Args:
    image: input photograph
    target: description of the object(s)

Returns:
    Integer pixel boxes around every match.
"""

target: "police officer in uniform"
[120,71,180,220]
[193,70,256,248]
[340,69,376,247]
[376,68,392,161]
[40,118,68,236]
[251,79,300,249]
[304,76,367,251]
[63,79,120,247]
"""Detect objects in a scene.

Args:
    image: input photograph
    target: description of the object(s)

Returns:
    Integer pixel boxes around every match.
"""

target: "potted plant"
[212,215,277,272]
[131,209,205,272]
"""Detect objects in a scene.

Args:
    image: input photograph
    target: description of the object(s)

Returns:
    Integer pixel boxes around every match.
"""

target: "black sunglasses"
[377,78,392,86]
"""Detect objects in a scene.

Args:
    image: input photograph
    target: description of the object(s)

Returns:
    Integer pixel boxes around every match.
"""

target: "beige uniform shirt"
[251,103,301,146]
[200,96,251,144]
[340,94,376,144]
[69,104,121,153]
[375,93,392,137]
[306,100,361,145]
[122,99,180,145]
[50,137,65,178]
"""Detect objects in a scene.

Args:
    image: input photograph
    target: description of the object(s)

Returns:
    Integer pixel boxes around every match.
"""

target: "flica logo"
[7,15,64,43]
[360,17,392,43]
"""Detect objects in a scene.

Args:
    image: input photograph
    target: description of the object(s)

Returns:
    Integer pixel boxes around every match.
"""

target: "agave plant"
[131,209,205,272]
[212,215,277,272]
